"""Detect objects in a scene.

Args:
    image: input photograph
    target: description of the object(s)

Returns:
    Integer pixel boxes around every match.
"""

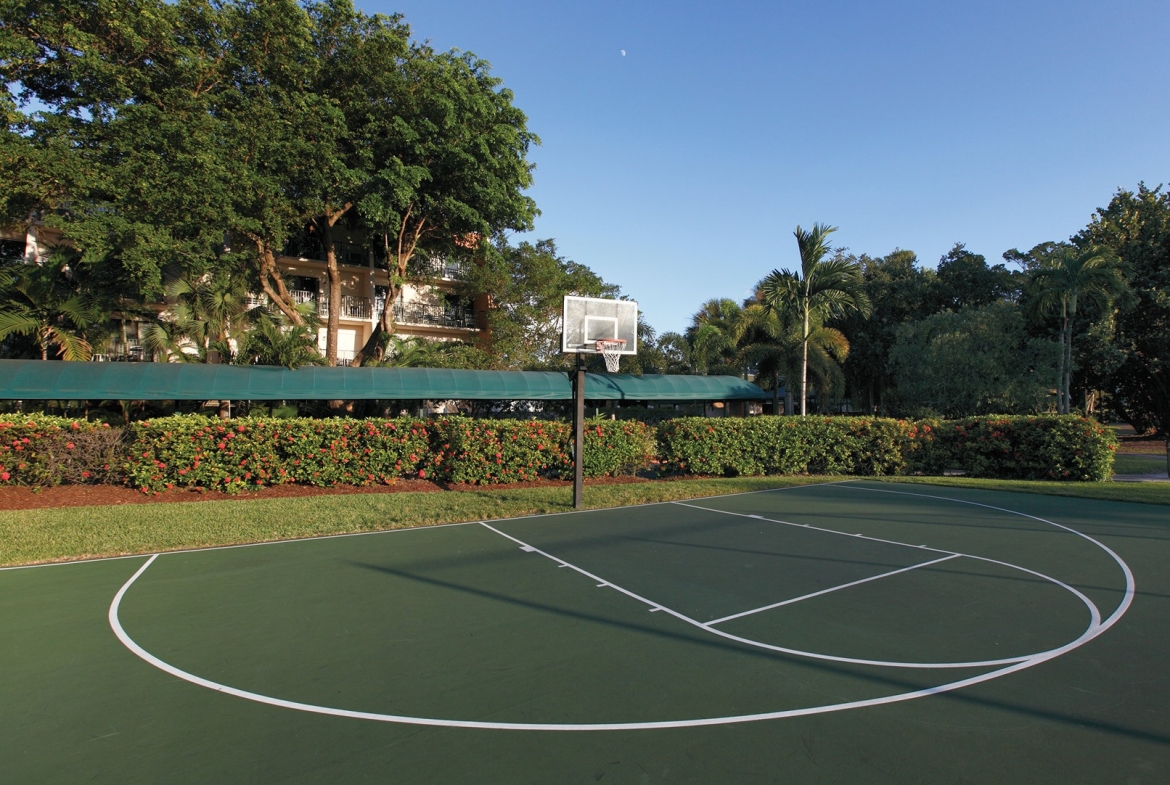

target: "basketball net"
[595,339,626,373]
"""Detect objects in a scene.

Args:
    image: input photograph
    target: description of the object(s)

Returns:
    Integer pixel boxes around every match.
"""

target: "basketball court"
[3,480,1168,783]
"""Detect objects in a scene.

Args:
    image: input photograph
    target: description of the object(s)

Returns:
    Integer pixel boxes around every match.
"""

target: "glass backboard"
[562,296,638,355]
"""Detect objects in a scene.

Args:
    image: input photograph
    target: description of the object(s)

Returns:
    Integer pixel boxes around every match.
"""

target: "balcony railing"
[317,293,372,320]
[409,256,467,280]
[290,289,318,306]
[393,301,477,329]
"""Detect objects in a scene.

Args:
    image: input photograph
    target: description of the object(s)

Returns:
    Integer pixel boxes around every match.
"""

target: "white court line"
[481,521,1099,670]
[671,500,955,555]
[107,488,1136,732]
[2,479,849,572]
[705,554,961,626]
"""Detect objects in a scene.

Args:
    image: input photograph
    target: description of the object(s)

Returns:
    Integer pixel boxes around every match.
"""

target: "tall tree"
[1076,183,1170,472]
[933,243,1021,311]
[758,224,870,416]
[352,42,538,364]
[1030,246,1128,413]
[732,301,849,414]
[833,249,937,413]
[461,239,615,370]
[888,301,1059,418]
[1,0,240,299]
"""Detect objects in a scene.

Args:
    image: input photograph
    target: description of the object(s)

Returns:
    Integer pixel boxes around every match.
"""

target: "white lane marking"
[705,554,961,626]
[5,479,850,571]
[484,521,1098,670]
[107,489,1136,732]
[671,500,955,555]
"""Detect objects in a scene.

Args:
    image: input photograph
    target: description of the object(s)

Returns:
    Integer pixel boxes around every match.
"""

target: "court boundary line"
[106,487,1135,732]
[1,480,850,572]
[705,554,961,626]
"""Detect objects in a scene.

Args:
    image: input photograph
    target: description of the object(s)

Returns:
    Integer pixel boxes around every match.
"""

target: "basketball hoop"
[595,339,626,373]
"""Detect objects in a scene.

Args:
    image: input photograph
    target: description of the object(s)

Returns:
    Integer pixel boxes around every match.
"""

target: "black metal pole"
[573,352,585,509]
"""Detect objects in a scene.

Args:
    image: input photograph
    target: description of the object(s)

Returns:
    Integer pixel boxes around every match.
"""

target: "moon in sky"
[621,49,626,56]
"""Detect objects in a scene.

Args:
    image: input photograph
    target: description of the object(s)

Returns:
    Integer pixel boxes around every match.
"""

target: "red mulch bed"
[0,475,656,512]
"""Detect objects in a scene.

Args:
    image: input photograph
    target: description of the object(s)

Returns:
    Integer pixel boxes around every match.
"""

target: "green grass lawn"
[3,474,1169,568]
[1113,452,1168,475]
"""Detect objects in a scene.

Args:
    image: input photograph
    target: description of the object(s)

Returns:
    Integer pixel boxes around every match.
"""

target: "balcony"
[409,256,467,280]
[281,237,371,267]
[316,293,372,320]
[255,290,372,320]
[392,301,477,330]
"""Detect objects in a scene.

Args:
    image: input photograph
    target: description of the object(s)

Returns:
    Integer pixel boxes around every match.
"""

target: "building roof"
[0,360,767,401]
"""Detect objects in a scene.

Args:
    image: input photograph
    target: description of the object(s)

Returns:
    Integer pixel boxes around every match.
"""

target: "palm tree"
[731,302,850,414]
[147,273,267,363]
[685,298,742,375]
[235,314,324,369]
[1031,246,1128,413]
[758,224,871,416]
[0,259,103,361]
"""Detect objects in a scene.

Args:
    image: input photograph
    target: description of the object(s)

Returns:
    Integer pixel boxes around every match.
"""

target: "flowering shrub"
[0,415,122,486]
[658,415,1113,481]
[936,415,1116,481]
[0,412,1114,490]
[123,416,431,493]
[430,417,655,485]
[657,417,924,477]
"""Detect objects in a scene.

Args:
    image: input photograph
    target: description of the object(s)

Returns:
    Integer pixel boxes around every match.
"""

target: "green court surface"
[2,481,1168,783]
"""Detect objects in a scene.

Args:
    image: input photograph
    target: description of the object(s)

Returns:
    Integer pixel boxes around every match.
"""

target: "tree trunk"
[353,211,427,367]
[1056,313,1067,414]
[785,385,794,417]
[253,238,304,326]
[317,217,342,367]
[1064,316,1074,415]
[354,236,400,366]
[772,373,781,416]
[800,306,809,417]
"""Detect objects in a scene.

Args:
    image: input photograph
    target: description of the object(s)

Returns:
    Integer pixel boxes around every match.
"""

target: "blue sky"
[369,0,1170,335]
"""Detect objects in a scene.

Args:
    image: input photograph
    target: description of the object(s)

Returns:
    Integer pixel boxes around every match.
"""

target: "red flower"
[0,472,8,481]
[419,469,427,478]
[66,442,75,449]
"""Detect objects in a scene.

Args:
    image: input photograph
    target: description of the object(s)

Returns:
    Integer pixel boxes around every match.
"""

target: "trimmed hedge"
[430,417,656,485]
[123,416,433,493]
[0,412,1115,492]
[939,416,1116,481]
[0,415,125,486]
[656,415,1116,481]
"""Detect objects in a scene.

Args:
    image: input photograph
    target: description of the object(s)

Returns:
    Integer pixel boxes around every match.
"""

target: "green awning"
[0,360,767,401]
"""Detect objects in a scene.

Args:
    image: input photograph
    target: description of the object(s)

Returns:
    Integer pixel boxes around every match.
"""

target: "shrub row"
[656,415,1116,481]
[0,414,656,492]
[0,413,1115,492]
[430,418,655,485]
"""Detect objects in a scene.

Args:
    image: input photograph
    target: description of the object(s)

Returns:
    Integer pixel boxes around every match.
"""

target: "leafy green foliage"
[0,415,123,486]
[122,416,432,493]
[657,417,929,477]
[939,416,1116,481]
[0,411,1114,491]
[657,414,1114,481]
[234,314,324,369]
[1076,183,1170,435]
[462,239,618,370]
[0,257,105,360]
[758,224,870,416]
[887,302,1058,418]
[430,417,654,484]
